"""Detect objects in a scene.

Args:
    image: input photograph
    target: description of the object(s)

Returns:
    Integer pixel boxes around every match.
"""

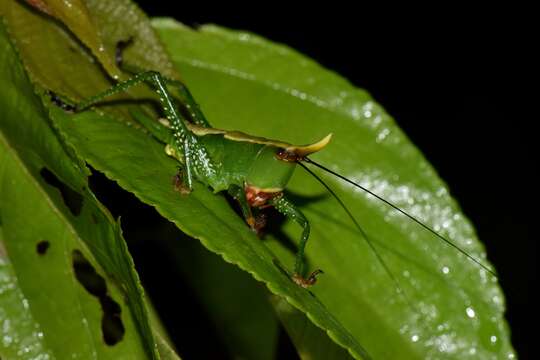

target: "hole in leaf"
[40,168,83,216]
[100,295,125,345]
[72,249,125,345]
[72,250,107,296]
[36,240,50,255]
[88,168,232,357]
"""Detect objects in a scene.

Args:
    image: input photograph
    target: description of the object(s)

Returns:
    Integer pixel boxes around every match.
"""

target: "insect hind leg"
[72,70,218,192]
[114,39,211,128]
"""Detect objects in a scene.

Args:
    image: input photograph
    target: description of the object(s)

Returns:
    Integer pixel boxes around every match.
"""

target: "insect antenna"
[298,162,415,309]
[302,157,497,278]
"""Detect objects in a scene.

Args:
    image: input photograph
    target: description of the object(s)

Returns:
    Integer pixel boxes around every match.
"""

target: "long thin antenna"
[303,157,497,277]
[298,162,415,309]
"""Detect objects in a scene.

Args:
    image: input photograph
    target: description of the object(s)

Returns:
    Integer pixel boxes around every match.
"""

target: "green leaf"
[271,295,352,360]
[0,23,163,359]
[21,0,122,78]
[0,229,52,359]
[45,18,514,358]
[0,3,372,357]
[153,19,515,359]
[46,90,371,359]
[0,1,515,356]
[158,229,279,359]
[0,0,176,112]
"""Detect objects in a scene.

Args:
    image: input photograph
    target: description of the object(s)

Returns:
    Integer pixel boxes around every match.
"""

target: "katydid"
[50,43,496,291]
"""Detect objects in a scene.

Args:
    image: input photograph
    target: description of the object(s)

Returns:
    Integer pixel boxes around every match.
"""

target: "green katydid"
[50,41,496,291]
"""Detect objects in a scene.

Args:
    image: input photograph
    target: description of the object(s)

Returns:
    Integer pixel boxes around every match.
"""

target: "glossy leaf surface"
[0,2,514,357]
[0,23,165,359]
[155,19,514,359]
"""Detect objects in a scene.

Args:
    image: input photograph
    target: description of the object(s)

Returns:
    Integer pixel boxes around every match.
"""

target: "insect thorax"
[195,134,297,193]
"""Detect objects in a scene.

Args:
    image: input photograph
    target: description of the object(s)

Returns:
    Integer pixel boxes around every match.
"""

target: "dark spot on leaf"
[40,168,83,216]
[72,250,125,345]
[100,296,125,345]
[72,250,107,296]
[36,240,50,255]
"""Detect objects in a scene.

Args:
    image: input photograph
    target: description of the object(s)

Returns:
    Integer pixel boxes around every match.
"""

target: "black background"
[126,3,534,358]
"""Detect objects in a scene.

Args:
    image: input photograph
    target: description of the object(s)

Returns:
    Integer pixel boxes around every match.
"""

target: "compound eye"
[275,149,301,162]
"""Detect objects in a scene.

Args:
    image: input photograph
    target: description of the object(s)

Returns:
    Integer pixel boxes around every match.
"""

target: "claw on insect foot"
[292,269,324,288]
[247,213,268,237]
[172,173,191,195]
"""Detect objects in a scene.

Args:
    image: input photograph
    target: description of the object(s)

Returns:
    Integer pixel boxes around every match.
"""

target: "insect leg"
[168,80,211,128]
[228,185,257,229]
[172,168,191,195]
[75,71,216,191]
[114,41,211,128]
[270,195,323,288]
[146,77,211,127]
